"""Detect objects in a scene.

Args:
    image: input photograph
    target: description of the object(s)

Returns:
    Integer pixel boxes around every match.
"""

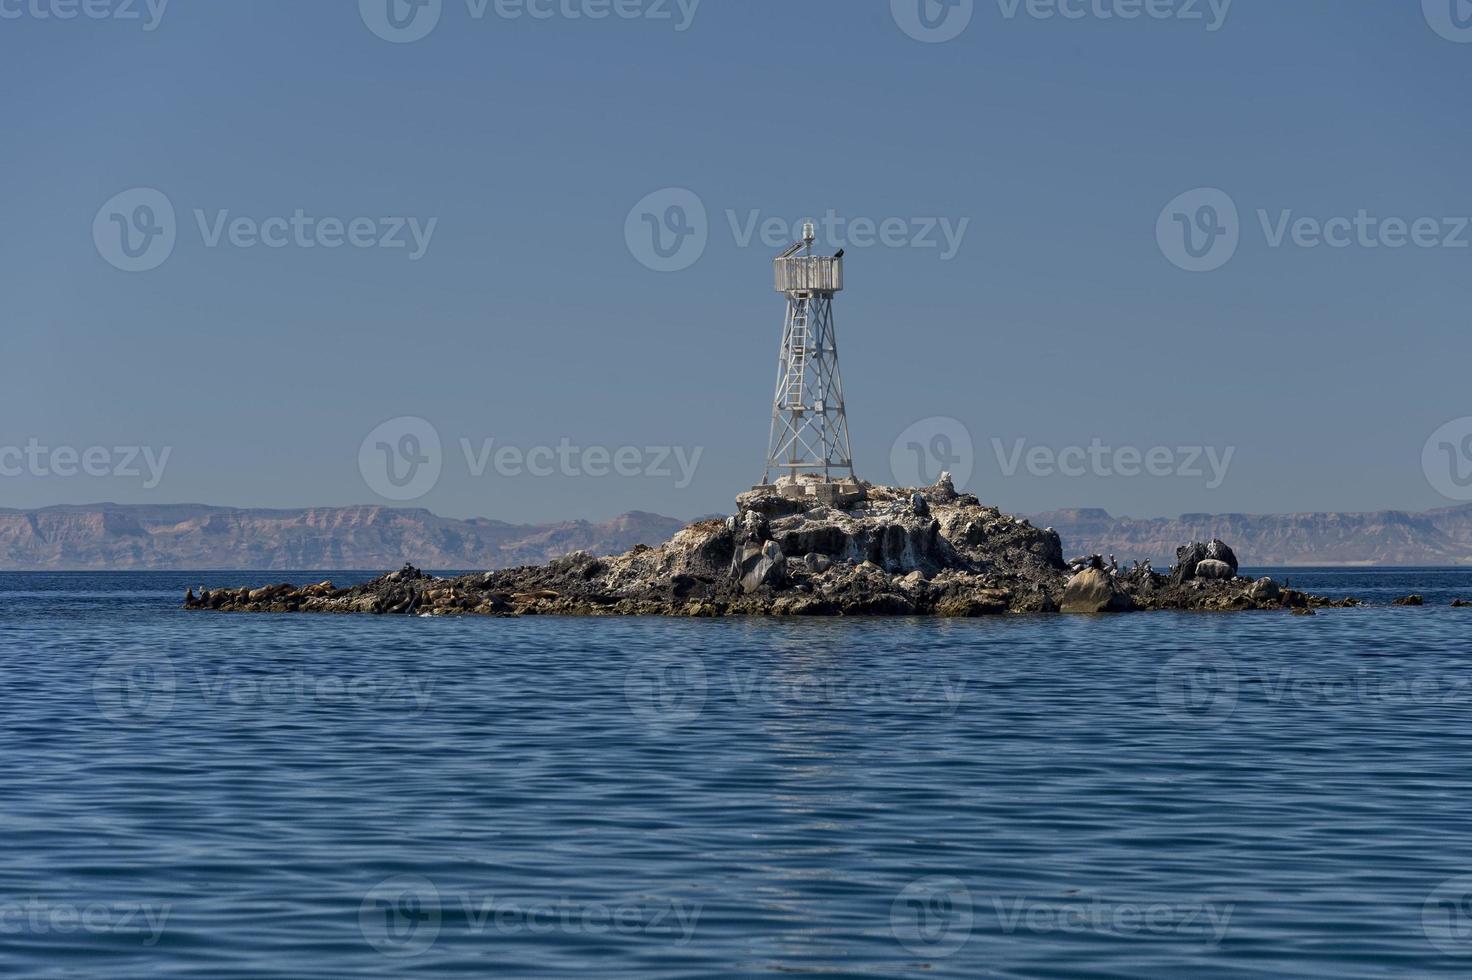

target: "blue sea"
[2,568,1471,978]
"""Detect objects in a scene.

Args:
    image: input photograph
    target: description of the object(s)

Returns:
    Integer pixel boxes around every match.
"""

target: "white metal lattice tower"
[763,222,854,484]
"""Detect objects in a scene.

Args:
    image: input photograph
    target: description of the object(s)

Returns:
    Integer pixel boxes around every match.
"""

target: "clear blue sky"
[2,1,1468,523]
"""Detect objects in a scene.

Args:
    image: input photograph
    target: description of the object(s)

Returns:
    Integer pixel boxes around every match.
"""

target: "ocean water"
[2,568,1472,978]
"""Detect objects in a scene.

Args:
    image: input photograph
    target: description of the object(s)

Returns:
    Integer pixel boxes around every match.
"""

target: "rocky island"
[186,476,1360,618]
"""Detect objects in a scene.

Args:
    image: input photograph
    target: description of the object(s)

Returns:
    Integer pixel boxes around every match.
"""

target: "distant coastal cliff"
[0,501,1468,571]
[0,504,683,571]
[1034,505,1472,567]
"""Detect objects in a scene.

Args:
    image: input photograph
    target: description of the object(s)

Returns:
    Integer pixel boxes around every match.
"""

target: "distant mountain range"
[1,501,1469,571]
[0,504,687,571]
[1032,505,1472,568]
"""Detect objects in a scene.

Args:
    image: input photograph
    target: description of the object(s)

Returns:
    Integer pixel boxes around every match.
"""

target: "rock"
[189,483,1354,618]
[936,589,1010,617]
[1454,600,1471,608]
[735,540,785,594]
[843,593,916,616]
[1031,529,1065,567]
[1173,542,1209,582]
[1248,577,1281,602]
[1194,559,1236,581]
[1392,595,1424,606]
[737,510,770,543]
[1061,567,1134,614]
[929,471,958,503]
[772,595,838,616]
[248,584,295,602]
[1205,539,1239,575]
[669,574,706,599]
[1292,607,1317,616]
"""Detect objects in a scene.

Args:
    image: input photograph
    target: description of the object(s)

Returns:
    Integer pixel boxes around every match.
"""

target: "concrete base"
[752,480,867,507]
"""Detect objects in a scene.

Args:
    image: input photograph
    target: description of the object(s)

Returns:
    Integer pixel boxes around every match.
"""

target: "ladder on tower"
[786,302,808,408]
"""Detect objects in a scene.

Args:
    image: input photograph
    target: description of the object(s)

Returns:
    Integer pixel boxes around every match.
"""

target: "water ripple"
[0,569,1469,977]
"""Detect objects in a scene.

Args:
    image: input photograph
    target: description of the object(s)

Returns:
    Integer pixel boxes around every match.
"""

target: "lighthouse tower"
[760,221,859,502]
